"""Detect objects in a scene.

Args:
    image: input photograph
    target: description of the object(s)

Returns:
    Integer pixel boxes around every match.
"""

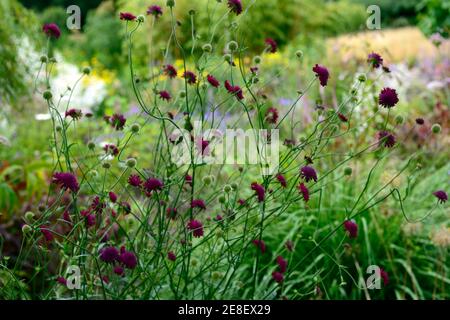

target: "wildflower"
[276,256,287,273]
[276,174,287,188]
[272,271,284,283]
[183,71,197,85]
[298,183,310,202]
[40,225,53,242]
[82,66,91,75]
[185,174,193,186]
[378,87,399,108]
[56,276,67,286]
[52,172,79,193]
[109,114,126,130]
[223,185,232,193]
[300,166,317,182]
[378,131,396,148]
[252,239,266,254]
[238,199,246,206]
[168,251,176,261]
[338,113,348,122]
[120,12,136,21]
[227,0,243,15]
[415,118,424,125]
[109,191,117,203]
[166,207,178,219]
[113,266,124,276]
[312,64,329,87]
[380,268,389,286]
[163,64,177,78]
[143,178,164,192]
[207,74,220,88]
[265,107,279,124]
[128,174,142,187]
[265,38,278,53]
[42,23,61,38]
[43,90,52,100]
[65,108,82,120]
[100,246,119,263]
[224,80,244,100]
[120,201,131,214]
[343,220,358,238]
[285,240,294,252]
[227,41,238,52]
[159,90,171,101]
[431,124,441,134]
[119,247,137,269]
[91,196,105,214]
[251,182,265,202]
[187,219,204,238]
[191,199,206,210]
[104,144,119,156]
[433,190,448,204]
[367,52,383,69]
[147,5,163,17]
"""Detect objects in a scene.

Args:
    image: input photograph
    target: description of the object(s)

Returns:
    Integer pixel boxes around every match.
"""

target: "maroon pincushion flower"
[378,87,399,108]
[168,251,176,261]
[265,38,278,53]
[159,90,172,101]
[147,5,163,17]
[298,183,310,202]
[119,247,137,269]
[183,71,197,84]
[52,172,79,193]
[238,199,246,206]
[343,220,358,238]
[224,80,244,100]
[378,131,396,148]
[113,266,124,276]
[276,174,287,188]
[56,276,67,285]
[415,118,424,125]
[110,113,126,130]
[312,64,329,87]
[433,190,448,204]
[338,113,348,122]
[227,0,243,15]
[191,199,206,210]
[251,182,265,202]
[207,74,220,88]
[265,107,279,124]
[128,174,143,187]
[104,144,119,156]
[272,271,284,283]
[166,207,178,219]
[187,219,204,238]
[100,246,119,263]
[276,256,287,273]
[91,196,105,214]
[144,178,164,192]
[43,23,61,39]
[120,12,136,21]
[185,174,193,186]
[86,213,96,227]
[252,239,266,254]
[120,201,131,214]
[380,268,389,286]
[62,210,71,223]
[109,191,117,203]
[40,225,54,242]
[367,52,383,69]
[163,64,177,78]
[65,108,82,120]
[300,166,317,182]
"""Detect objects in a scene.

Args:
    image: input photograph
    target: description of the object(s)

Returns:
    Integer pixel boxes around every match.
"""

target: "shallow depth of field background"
[0,0,449,300]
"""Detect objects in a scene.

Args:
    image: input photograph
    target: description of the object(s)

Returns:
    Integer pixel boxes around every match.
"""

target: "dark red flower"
[86,213,96,227]
[343,220,358,238]
[312,64,329,87]
[40,225,54,242]
[109,191,117,203]
[272,271,284,283]
[300,166,317,182]
[52,172,79,193]
[251,182,265,202]
[276,256,287,273]
[158,90,171,101]
[42,23,61,38]
[276,174,287,188]
[187,219,204,238]
[265,38,278,53]
[163,64,177,78]
[227,0,243,15]
[144,178,164,192]
[285,240,294,252]
[100,246,119,263]
[104,144,119,156]
[62,210,71,223]
[110,113,126,130]
[224,80,244,100]
[252,239,266,254]
[380,268,389,286]
[183,71,197,84]
[168,251,176,261]
[56,276,67,285]
[166,207,178,219]
[433,190,448,204]
[147,5,162,17]
[415,118,424,125]
[298,182,310,202]
[191,199,206,210]
[128,174,143,187]
[265,107,279,124]
[65,108,82,120]
[91,196,105,214]
[378,87,399,108]
[367,52,383,69]
[207,74,220,88]
[238,199,246,206]
[185,174,193,186]
[378,131,396,148]
[338,113,348,122]
[113,266,124,276]
[119,247,137,269]
[120,12,136,21]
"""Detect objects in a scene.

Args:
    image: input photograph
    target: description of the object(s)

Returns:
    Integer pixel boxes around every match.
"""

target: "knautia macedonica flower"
[433,190,448,204]
[128,174,143,187]
[143,178,164,192]
[378,87,399,108]
[344,220,358,238]
[40,225,54,242]
[163,64,177,78]
[166,207,178,220]
[119,12,136,21]
[113,266,124,276]
[158,90,171,101]
[191,199,206,210]
[227,0,243,15]
[207,74,220,88]
[265,38,278,53]
[367,52,383,69]
[147,5,163,18]
[187,219,204,238]
[312,64,329,87]
[298,182,310,202]
[224,80,244,100]
[65,108,82,120]
[168,251,176,261]
[380,268,389,286]
[265,107,279,124]
[276,174,287,188]
[338,112,348,122]
[119,247,137,269]
[183,71,197,84]
[56,276,67,286]
[52,172,79,193]
[252,239,266,254]
[99,246,119,263]
[300,165,318,182]
[378,131,396,148]
[91,196,105,214]
[251,182,265,202]
[272,271,284,283]
[109,191,117,203]
[109,113,126,130]
[42,23,61,38]
[415,118,425,125]
[276,256,287,273]
[104,144,119,156]
[185,174,193,186]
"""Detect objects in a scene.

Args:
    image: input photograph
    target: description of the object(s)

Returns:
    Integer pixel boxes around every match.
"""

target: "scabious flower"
[40,225,54,242]
[128,174,143,187]
[298,183,310,202]
[378,87,399,108]
[109,191,117,203]
[42,23,61,38]
[56,276,67,285]
[168,251,176,261]
[338,113,348,122]
[113,266,124,276]
[159,90,171,101]
[380,268,389,286]
[272,271,284,283]
[119,247,137,269]
[251,182,265,202]
[147,5,162,17]
[367,52,383,69]
[300,166,317,182]
[109,113,126,130]
[183,71,197,85]
[120,12,136,21]
[276,256,287,273]
[415,118,425,125]
[227,0,243,15]
[52,172,79,193]
[191,199,206,210]
[433,190,448,204]
[100,246,119,263]
[65,108,82,120]
[312,64,329,87]
[276,174,287,188]
[91,196,105,214]
[207,74,220,88]
[265,107,279,124]
[252,239,266,254]
[143,178,164,192]
[344,220,358,238]
[104,144,119,156]
[378,131,396,148]
[187,219,204,238]
[185,174,193,186]
[166,207,178,219]
[163,64,177,78]
[265,38,278,53]
[224,80,244,100]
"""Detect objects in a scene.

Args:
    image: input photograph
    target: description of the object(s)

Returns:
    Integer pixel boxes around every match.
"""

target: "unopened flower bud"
[40,55,48,63]
[357,73,367,82]
[344,167,352,176]
[166,0,175,7]
[82,66,91,75]
[126,158,137,168]
[218,195,226,203]
[137,15,145,23]
[295,50,303,59]
[131,123,140,133]
[431,123,441,134]
[227,41,238,52]
[102,162,111,169]
[223,184,232,193]
[43,90,52,100]
[22,224,32,234]
[253,55,262,64]
[25,211,35,222]
[87,141,95,150]
[202,43,212,53]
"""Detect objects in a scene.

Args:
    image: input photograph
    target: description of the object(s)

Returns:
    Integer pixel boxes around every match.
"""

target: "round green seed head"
[55,125,62,132]
[253,55,262,64]
[137,15,145,23]
[25,211,35,222]
[166,0,175,7]
[126,158,137,168]
[202,176,212,185]
[43,90,52,100]
[82,66,91,75]
[131,123,140,133]
[218,195,226,203]
[40,55,48,63]
[231,182,238,190]
[87,141,95,150]
[344,167,353,176]
[224,53,232,63]
[22,224,32,234]
[102,162,111,169]
[227,41,238,52]
[223,184,232,193]
[431,123,441,134]
[179,90,186,98]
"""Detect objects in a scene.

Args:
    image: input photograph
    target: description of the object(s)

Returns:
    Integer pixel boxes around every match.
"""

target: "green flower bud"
[431,123,441,134]
[40,55,48,63]
[227,41,238,52]
[201,83,208,90]
[137,15,145,23]
[49,57,57,63]
[179,90,186,98]
[102,162,111,169]
[212,271,222,281]
[82,66,91,75]
[131,123,140,133]
[218,195,226,203]
[25,211,35,222]
[357,73,367,82]
[295,50,303,59]
[202,176,212,185]
[231,182,238,190]
[166,0,175,7]
[43,90,52,100]
[22,224,32,234]
[191,258,198,267]
[253,55,262,64]
[202,43,212,53]
[55,125,62,132]
[223,53,232,63]
[126,158,137,168]
[344,167,352,176]
[252,77,259,84]
[395,115,404,125]
[223,184,232,193]
[87,141,96,150]
[188,9,195,15]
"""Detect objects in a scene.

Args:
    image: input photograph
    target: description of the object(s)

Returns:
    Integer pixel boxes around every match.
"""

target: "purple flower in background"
[100,246,119,263]
[65,108,82,120]
[159,90,172,101]
[367,52,383,69]
[251,182,265,202]
[43,23,61,38]
[265,38,278,53]
[207,74,220,88]
[144,178,164,192]
[128,174,143,187]
[52,172,79,193]
[276,174,287,188]
[378,131,396,148]
[163,64,177,78]
[119,247,137,269]
[227,0,243,15]
[147,5,162,18]
[300,166,317,182]
[433,190,447,204]
[298,182,310,202]
[187,220,204,238]
[183,71,197,84]
[312,64,329,87]
[119,12,136,21]
[191,199,206,210]
[379,87,399,108]
[344,220,358,238]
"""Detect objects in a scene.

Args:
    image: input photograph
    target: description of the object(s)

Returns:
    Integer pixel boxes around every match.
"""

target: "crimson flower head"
[378,87,399,108]
[168,251,176,261]
[276,256,287,273]
[113,266,124,276]
[378,131,396,148]
[120,12,136,21]
[104,144,119,156]
[276,174,287,188]
[109,191,117,203]
[40,225,54,242]
[433,190,448,204]
[224,80,244,100]
[251,182,265,202]
[312,64,329,87]
[415,118,424,125]
[166,207,178,219]
[207,74,220,88]
[65,108,82,120]
[110,113,126,130]
[183,71,197,84]
[191,199,206,210]
[298,183,310,202]
[265,38,278,53]
[52,172,79,193]
[147,5,163,18]
[159,90,171,101]
[56,276,67,285]
[367,52,383,69]
[300,166,317,182]
[43,23,61,38]
[128,174,143,187]
[265,107,279,124]
[187,219,204,238]
[380,268,389,286]
[344,219,358,238]
[227,0,243,15]
[144,178,164,192]
[163,64,177,78]
[100,246,119,263]
[272,271,284,283]
[252,239,266,254]
[338,113,348,122]
[119,247,137,269]
[91,196,105,214]
[185,174,193,186]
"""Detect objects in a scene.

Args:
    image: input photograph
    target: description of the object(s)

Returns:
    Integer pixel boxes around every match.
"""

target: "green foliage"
[416,0,450,37]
